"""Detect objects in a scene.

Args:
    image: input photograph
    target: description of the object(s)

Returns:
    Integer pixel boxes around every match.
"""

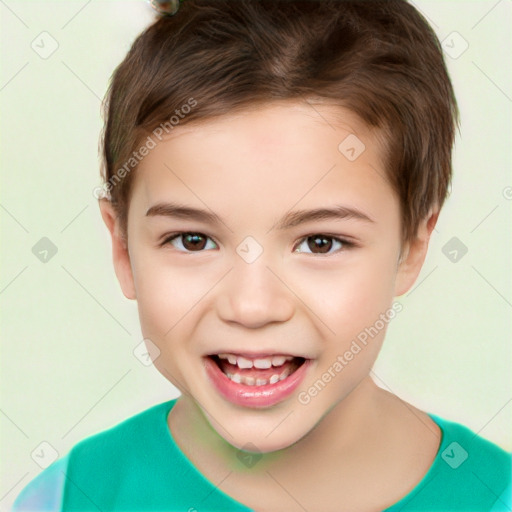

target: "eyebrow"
[145,202,375,230]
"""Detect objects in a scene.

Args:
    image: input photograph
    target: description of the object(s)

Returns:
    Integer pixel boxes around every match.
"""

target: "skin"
[100,100,441,512]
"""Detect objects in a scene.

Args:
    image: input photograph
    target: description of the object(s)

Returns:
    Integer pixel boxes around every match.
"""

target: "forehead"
[152,100,379,149]
[129,100,394,226]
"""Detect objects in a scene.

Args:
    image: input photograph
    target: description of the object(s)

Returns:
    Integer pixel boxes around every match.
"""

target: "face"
[101,100,432,453]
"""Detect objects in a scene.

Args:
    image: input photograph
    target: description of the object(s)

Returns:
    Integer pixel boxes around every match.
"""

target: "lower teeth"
[222,361,302,386]
[224,370,290,386]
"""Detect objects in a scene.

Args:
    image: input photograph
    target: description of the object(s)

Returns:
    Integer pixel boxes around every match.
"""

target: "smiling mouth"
[207,353,306,387]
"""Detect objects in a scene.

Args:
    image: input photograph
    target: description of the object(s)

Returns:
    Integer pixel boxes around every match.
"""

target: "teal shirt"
[12,398,512,511]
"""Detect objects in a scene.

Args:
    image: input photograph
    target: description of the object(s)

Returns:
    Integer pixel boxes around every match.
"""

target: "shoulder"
[61,397,177,488]
[11,455,68,512]
[436,414,511,510]
[432,413,511,475]
[10,399,177,512]
[490,481,512,512]
[68,399,175,459]
[388,413,511,511]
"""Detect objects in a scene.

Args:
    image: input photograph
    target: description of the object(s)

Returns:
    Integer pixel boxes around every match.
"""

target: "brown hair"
[100,0,459,244]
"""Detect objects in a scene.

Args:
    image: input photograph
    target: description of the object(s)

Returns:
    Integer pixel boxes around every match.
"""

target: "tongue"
[215,357,300,378]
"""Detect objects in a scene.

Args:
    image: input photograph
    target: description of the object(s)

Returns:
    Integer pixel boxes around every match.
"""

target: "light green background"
[1,1,511,509]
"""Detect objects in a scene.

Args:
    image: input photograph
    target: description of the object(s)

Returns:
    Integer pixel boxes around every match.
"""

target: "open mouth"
[207,353,307,387]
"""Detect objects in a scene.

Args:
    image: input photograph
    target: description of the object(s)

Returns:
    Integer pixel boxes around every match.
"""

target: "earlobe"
[98,199,137,300]
[394,211,439,297]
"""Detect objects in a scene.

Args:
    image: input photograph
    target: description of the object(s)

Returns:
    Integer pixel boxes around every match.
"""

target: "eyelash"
[160,232,356,255]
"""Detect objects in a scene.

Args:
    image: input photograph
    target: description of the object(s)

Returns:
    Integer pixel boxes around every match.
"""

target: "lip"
[204,356,311,408]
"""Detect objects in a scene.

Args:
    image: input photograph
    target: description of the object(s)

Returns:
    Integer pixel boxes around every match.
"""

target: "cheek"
[295,256,398,406]
[131,257,210,385]
[131,253,206,341]
[293,252,398,342]
[345,260,397,329]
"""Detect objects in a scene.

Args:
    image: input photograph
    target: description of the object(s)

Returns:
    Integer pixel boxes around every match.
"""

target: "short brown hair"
[100,0,459,244]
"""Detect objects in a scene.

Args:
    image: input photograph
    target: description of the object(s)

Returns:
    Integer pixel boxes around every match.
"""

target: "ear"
[394,211,439,297]
[98,199,136,300]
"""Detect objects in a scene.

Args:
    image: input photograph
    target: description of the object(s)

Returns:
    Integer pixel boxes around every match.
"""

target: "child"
[12,0,511,510]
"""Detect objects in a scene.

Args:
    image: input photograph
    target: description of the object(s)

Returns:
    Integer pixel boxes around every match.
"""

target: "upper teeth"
[217,353,293,369]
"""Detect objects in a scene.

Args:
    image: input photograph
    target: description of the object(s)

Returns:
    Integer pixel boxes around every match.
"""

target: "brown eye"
[307,235,333,254]
[163,232,217,252]
[295,234,351,255]
[182,233,207,251]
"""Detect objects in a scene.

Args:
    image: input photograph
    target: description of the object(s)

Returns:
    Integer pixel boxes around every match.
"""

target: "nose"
[216,256,295,329]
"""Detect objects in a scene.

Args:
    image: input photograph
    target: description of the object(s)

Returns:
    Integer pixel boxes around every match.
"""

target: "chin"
[203,401,319,454]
